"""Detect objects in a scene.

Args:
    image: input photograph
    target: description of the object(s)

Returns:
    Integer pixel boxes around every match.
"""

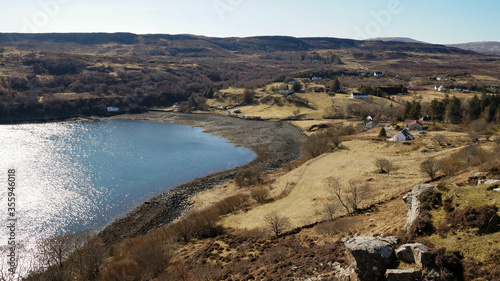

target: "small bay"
[0,119,255,248]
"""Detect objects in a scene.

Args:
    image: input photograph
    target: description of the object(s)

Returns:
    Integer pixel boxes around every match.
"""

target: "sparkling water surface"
[0,119,255,254]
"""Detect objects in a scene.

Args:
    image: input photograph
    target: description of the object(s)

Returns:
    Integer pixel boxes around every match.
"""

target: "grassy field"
[427,184,500,263]
[193,132,471,231]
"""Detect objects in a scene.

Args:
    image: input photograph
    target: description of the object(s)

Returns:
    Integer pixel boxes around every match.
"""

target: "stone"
[385,268,421,281]
[484,180,500,185]
[412,244,432,269]
[396,243,431,269]
[403,184,436,232]
[333,263,358,281]
[422,267,441,281]
[494,188,500,192]
[474,172,487,178]
[396,244,415,263]
[343,236,398,281]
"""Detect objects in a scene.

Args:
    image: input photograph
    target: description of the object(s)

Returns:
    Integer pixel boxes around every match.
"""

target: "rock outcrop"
[343,236,398,281]
[385,268,421,281]
[396,243,432,269]
[402,184,436,231]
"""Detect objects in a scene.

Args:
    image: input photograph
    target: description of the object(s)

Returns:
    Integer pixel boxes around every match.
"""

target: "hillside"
[368,37,428,44]
[1,32,499,123]
[8,32,500,281]
[448,41,500,55]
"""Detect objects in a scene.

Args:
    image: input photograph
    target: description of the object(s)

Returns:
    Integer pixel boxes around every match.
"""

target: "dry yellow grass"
[218,138,452,230]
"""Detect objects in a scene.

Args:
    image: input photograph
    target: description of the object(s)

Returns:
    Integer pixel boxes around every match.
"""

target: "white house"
[434,85,446,92]
[436,76,445,81]
[374,72,383,78]
[351,93,369,99]
[391,129,414,142]
[366,115,376,121]
[107,107,119,113]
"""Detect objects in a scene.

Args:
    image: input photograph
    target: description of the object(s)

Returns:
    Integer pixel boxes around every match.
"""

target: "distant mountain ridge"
[368,37,428,44]
[369,37,500,55]
[447,41,500,55]
[0,33,475,56]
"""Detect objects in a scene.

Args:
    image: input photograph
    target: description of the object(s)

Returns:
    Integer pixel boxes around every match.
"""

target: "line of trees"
[403,93,500,124]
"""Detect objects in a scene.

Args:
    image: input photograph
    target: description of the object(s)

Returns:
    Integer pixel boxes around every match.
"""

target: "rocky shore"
[98,111,306,245]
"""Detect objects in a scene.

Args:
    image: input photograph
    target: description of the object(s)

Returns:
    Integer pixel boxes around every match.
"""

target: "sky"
[1,0,499,44]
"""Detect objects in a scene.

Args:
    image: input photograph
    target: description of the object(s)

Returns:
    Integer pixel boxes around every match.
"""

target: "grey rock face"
[396,243,432,269]
[403,184,436,232]
[385,268,422,281]
[343,236,398,281]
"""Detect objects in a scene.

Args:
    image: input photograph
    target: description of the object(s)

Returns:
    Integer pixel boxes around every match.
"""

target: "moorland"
[1,33,499,281]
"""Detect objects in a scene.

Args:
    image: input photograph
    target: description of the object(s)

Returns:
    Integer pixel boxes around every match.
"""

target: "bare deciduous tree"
[325,177,350,214]
[420,158,441,180]
[345,180,371,212]
[467,119,488,143]
[323,203,337,220]
[69,235,106,280]
[375,158,393,175]
[433,134,447,146]
[264,212,290,238]
[440,158,462,178]
[325,177,370,214]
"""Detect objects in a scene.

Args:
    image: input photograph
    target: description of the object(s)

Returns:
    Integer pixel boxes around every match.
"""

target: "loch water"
[0,119,255,251]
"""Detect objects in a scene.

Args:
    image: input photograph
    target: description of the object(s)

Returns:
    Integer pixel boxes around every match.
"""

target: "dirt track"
[98,111,305,245]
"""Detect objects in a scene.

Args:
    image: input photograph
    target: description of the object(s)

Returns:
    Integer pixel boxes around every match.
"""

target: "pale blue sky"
[1,0,499,44]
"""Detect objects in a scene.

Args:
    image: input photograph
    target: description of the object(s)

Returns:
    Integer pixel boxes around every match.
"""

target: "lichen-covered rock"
[332,262,358,281]
[343,236,397,281]
[403,184,436,232]
[396,244,415,263]
[396,243,432,269]
[422,267,441,281]
[385,268,422,281]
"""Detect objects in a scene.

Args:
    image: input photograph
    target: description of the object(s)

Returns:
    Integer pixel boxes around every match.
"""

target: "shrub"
[431,248,464,280]
[443,197,455,213]
[131,239,172,278]
[438,205,500,235]
[242,89,255,104]
[374,158,393,175]
[316,219,350,237]
[301,130,341,159]
[215,194,250,215]
[251,188,269,203]
[235,166,263,187]
[101,260,141,281]
[420,158,441,180]
[409,211,434,236]
[440,157,462,178]
[433,134,447,145]
[418,189,442,211]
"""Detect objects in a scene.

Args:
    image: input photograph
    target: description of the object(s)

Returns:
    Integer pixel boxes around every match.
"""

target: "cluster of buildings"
[366,115,426,142]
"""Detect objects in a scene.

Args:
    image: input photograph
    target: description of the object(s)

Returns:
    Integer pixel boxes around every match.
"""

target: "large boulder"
[385,268,421,281]
[343,236,398,281]
[403,184,436,232]
[396,243,432,269]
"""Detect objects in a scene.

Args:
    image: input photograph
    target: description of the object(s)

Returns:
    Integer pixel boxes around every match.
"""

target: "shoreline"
[97,111,306,245]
